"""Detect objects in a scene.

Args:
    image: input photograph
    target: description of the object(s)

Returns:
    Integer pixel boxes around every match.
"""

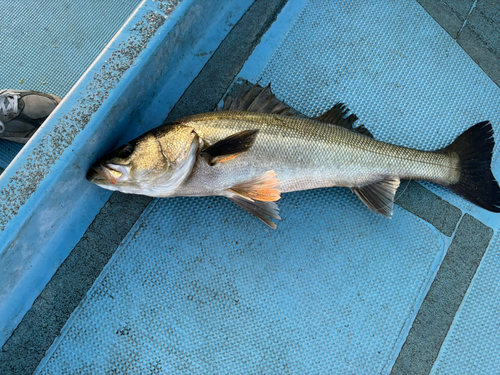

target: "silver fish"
[87,82,500,228]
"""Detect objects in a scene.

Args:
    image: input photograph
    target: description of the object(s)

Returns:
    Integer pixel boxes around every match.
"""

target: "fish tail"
[440,121,500,212]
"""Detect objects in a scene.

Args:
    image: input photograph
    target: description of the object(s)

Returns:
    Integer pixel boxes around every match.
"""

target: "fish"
[87,81,500,228]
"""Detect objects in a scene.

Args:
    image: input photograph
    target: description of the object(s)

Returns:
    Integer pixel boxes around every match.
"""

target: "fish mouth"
[87,164,123,184]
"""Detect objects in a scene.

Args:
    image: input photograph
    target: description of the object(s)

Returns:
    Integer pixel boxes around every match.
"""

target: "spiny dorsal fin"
[201,129,259,166]
[229,80,253,111]
[351,177,401,217]
[313,103,373,138]
[228,170,281,202]
[219,81,297,117]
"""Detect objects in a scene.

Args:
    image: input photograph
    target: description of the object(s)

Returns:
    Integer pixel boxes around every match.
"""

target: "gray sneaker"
[0,89,62,143]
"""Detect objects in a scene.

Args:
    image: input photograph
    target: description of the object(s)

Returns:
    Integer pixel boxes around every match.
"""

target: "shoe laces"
[0,90,20,115]
[0,90,20,133]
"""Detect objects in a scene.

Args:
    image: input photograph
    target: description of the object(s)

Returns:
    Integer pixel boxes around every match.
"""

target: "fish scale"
[176,111,458,195]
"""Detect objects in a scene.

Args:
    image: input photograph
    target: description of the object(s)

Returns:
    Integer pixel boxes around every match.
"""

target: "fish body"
[88,82,500,228]
[171,110,458,197]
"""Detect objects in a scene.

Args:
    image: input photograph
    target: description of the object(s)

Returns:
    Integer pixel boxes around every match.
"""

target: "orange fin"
[211,153,241,164]
[228,170,281,202]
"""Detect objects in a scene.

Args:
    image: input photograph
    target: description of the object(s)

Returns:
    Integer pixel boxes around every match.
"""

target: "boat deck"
[1,1,499,373]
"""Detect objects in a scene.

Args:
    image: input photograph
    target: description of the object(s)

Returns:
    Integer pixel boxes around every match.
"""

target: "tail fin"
[441,121,500,212]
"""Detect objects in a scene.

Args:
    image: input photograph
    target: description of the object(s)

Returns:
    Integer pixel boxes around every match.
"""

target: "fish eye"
[117,143,134,158]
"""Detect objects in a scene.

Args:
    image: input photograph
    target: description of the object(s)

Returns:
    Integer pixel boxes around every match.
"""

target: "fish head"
[87,124,199,196]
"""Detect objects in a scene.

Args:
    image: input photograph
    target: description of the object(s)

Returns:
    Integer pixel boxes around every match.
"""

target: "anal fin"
[201,129,259,166]
[227,170,281,228]
[351,177,401,217]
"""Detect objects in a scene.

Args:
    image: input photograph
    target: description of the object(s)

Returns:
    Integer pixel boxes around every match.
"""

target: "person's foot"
[0,89,62,143]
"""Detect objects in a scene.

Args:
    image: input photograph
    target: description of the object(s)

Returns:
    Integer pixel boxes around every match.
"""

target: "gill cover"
[87,123,199,197]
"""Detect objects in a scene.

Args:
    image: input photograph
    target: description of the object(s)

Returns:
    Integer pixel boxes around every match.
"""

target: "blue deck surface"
[37,190,443,373]
[0,140,22,171]
[0,0,498,373]
[0,0,255,348]
[0,0,143,170]
[34,0,500,373]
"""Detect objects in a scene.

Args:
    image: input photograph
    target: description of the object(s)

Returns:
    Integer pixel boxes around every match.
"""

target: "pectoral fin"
[201,129,259,166]
[351,177,400,217]
[228,170,280,202]
[227,170,281,228]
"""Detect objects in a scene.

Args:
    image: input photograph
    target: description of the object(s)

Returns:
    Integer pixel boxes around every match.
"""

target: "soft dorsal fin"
[314,103,358,128]
[351,177,401,217]
[227,170,281,229]
[313,103,373,138]
[201,129,259,166]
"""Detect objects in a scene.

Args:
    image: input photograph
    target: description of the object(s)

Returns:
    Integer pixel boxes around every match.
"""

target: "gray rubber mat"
[431,231,500,374]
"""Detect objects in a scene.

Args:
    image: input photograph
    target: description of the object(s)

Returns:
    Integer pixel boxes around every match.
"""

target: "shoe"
[0,89,62,144]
